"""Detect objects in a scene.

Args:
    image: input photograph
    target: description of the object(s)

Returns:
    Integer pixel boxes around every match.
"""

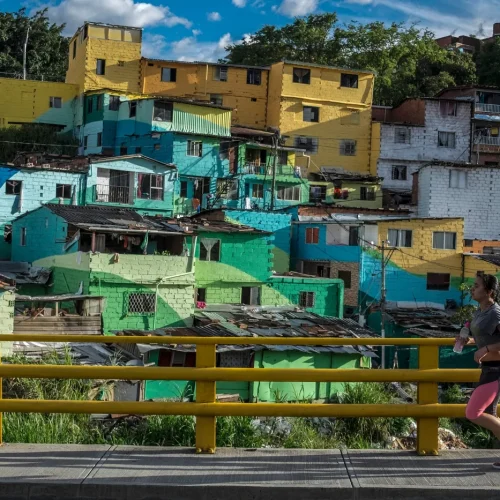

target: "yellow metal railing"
[0,335,480,455]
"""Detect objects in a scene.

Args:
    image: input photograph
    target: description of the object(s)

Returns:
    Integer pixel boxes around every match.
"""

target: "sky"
[3,0,499,62]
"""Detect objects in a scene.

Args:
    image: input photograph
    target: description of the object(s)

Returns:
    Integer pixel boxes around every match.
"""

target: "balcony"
[478,136,500,146]
[95,184,132,204]
[240,162,298,177]
[476,103,500,114]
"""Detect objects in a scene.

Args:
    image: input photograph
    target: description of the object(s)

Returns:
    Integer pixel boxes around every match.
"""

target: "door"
[229,145,238,174]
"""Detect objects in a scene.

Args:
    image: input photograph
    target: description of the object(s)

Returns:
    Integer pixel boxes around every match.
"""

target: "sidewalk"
[1,444,500,499]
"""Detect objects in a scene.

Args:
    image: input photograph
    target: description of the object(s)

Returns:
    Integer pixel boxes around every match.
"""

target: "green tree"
[224,15,477,105]
[0,8,68,82]
[477,38,500,87]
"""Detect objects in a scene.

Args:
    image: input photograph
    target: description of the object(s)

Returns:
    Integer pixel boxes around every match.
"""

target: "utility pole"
[23,24,30,80]
[380,240,387,369]
[270,132,279,210]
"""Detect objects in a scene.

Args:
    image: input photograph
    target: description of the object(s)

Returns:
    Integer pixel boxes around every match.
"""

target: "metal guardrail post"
[417,345,439,455]
[195,344,216,454]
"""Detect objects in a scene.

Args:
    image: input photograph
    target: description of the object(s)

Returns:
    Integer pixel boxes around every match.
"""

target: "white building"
[416,163,500,241]
[375,98,472,196]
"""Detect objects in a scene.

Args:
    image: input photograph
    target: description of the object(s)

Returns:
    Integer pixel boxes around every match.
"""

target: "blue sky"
[4,0,497,61]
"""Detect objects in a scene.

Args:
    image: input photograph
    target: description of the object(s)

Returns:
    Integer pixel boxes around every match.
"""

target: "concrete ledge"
[1,445,500,499]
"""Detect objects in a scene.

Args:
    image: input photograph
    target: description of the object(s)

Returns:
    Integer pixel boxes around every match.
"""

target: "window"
[180,181,188,198]
[438,131,456,148]
[340,140,357,156]
[440,100,457,117]
[161,67,177,82]
[309,185,326,202]
[109,95,120,111]
[20,227,26,247]
[84,136,88,148]
[73,40,77,59]
[200,239,221,262]
[129,101,137,118]
[6,180,22,195]
[433,231,457,250]
[252,184,263,198]
[303,106,319,122]
[247,69,261,85]
[277,185,301,201]
[138,174,163,200]
[197,288,206,302]
[449,169,467,188]
[388,229,413,248]
[128,293,156,314]
[391,165,408,181]
[213,66,228,81]
[299,291,315,308]
[293,67,311,84]
[120,144,127,155]
[87,98,93,114]
[360,187,376,201]
[279,150,289,165]
[96,95,103,111]
[338,270,352,289]
[294,136,319,154]
[241,287,261,306]
[210,94,223,106]
[305,227,319,244]
[427,273,450,291]
[49,97,62,108]
[340,73,358,88]
[395,127,411,144]
[96,59,106,75]
[153,101,173,122]
[464,239,474,247]
[97,132,102,147]
[187,140,203,157]
[56,184,72,199]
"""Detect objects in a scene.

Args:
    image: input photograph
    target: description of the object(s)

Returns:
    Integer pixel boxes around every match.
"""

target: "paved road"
[1,444,500,499]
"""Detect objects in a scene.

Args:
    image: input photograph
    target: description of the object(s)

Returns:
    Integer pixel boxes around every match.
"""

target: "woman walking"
[463,274,500,466]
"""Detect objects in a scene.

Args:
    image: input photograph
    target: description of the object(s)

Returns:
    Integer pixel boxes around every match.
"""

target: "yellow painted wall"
[66,23,142,93]
[309,180,382,208]
[266,62,284,129]
[0,78,79,129]
[464,255,500,280]
[141,60,268,127]
[370,121,381,176]
[269,63,374,176]
[377,218,464,278]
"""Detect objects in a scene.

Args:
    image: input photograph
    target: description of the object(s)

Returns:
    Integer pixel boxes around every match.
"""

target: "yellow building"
[267,61,375,176]
[141,60,269,128]
[66,22,142,93]
[0,78,79,130]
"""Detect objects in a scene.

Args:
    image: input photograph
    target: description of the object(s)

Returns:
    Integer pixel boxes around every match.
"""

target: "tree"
[477,38,500,87]
[0,8,68,82]
[224,14,477,105]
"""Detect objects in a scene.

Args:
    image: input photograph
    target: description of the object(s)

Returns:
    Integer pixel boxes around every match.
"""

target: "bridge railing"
[0,335,480,455]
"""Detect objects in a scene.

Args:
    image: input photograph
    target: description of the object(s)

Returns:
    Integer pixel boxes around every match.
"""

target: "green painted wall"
[253,350,368,402]
[88,253,195,332]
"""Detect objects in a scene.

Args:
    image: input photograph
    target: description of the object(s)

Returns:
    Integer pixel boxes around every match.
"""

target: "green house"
[117,307,377,403]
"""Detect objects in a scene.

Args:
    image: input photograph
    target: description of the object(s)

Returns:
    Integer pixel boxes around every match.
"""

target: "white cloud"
[277,0,318,17]
[40,0,192,35]
[143,33,233,62]
[207,11,222,21]
[232,0,247,7]
[192,29,203,36]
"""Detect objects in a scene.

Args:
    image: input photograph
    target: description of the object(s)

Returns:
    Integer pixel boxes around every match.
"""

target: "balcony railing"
[241,163,297,176]
[476,103,500,114]
[95,184,132,204]
[478,136,500,146]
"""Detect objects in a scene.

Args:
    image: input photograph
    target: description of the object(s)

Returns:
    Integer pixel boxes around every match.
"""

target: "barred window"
[128,293,156,314]
[299,291,315,308]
